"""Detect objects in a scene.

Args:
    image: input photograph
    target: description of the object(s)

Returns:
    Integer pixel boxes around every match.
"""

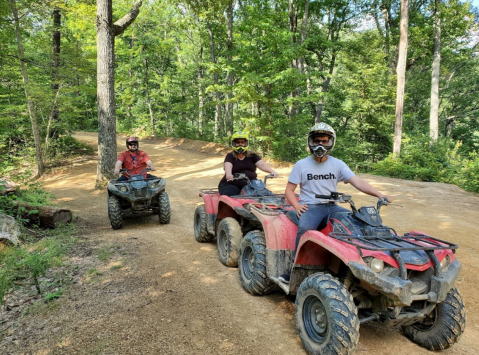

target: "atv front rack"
[330,232,458,280]
[329,231,458,253]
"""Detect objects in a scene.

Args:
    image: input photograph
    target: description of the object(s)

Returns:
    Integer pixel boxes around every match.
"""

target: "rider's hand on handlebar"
[226,173,234,181]
[380,195,392,203]
[114,169,120,175]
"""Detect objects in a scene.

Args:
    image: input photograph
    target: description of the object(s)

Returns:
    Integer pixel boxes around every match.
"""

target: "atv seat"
[285,210,329,231]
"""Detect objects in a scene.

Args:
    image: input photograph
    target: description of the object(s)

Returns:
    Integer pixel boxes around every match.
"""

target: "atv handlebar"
[315,192,391,212]
[119,167,151,177]
[232,173,279,187]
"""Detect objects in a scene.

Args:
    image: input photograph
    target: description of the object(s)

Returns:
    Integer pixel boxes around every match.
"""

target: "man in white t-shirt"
[279,123,392,283]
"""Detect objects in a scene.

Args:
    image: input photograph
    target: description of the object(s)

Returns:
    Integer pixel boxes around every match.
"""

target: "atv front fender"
[199,191,220,234]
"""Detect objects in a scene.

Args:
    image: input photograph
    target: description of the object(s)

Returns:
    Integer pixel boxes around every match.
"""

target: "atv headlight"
[364,257,384,273]
[149,180,160,188]
[115,185,128,192]
[440,255,450,269]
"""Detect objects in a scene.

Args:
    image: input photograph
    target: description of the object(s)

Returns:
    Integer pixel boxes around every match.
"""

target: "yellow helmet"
[231,131,249,154]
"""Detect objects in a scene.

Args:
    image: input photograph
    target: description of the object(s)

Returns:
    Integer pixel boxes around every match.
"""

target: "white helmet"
[308,123,336,158]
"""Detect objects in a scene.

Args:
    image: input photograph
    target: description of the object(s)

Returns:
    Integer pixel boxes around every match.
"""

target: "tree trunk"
[198,45,204,136]
[96,0,117,187]
[207,21,222,141]
[50,8,61,139]
[95,1,142,188]
[315,52,336,124]
[298,0,309,74]
[225,0,234,136]
[9,0,44,178]
[429,0,441,142]
[144,57,155,136]
[393,0,409,158]
[288,0,299,117]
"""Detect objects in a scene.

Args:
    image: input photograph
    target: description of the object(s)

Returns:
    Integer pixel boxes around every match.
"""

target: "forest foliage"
[0,0,478,191]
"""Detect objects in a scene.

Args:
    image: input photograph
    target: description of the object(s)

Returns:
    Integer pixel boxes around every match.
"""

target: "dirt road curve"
[3,132,478,355]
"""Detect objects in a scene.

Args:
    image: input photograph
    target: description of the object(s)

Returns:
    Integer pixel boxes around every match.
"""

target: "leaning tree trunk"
[9,0,44,178]
[393,0,409,158]
[429,0,441,142]
[51,8,61,138]
[95,0,142,188]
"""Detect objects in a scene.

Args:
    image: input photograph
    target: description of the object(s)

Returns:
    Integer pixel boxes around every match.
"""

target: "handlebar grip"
[315,194,331,199]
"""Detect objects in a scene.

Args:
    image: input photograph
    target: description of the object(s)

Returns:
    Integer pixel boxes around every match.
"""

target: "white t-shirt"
[288,155,355,204]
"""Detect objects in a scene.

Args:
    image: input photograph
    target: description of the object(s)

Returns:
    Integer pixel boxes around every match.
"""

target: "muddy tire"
[108,195,123,229]
[239,231,275,295]
[295,273,359,355]
[158,191,171,224]
[402,287,466,350]
[217,217,242,267]
[194,205,213,242]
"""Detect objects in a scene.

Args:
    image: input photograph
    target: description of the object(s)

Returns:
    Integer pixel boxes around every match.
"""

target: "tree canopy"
[1,0,478,191]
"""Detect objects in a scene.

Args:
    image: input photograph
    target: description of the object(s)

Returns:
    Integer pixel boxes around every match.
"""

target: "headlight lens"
[116,185,128,192]
[370,258,384,273]
[440,255,450,269]
[149,181,159,188]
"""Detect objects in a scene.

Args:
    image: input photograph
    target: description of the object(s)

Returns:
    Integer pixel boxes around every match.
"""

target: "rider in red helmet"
[114,137,157,181]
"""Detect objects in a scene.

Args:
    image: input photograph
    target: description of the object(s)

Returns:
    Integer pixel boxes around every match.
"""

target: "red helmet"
[126,136,139,149]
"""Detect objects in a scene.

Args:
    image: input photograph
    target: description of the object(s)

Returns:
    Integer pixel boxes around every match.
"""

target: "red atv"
[194,173,285,267]
[237,192,466,355]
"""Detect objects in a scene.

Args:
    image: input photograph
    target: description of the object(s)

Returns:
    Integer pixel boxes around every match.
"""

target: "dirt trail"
[2,131,478,355]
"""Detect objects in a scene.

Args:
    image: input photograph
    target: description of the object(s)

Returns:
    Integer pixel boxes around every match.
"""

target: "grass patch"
[111,259,125,270]
[22,299,61,317]
[96,246,115,262]
[86,268,103,283]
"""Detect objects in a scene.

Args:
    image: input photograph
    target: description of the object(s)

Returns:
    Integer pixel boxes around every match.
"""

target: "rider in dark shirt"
[218,131,278,196]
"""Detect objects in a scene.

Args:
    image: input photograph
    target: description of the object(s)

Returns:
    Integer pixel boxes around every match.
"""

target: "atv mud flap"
[349,259,461,306]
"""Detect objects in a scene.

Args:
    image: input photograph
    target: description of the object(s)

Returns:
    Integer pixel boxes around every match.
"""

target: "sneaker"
[278,273,290,283]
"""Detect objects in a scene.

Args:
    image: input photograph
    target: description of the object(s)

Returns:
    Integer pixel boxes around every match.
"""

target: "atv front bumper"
[348,259,461,306]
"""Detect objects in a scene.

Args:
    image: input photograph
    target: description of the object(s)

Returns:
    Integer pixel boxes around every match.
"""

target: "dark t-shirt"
[219,152,262,188]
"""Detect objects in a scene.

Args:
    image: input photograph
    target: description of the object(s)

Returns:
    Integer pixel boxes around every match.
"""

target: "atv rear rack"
[198,188,219,195]
[247,202,293,216]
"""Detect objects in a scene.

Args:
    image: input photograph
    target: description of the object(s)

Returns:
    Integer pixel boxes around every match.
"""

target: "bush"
[372,137,461,182]
[454,152,479,193]
[371,136,479,193]
[0,184,75,304]
[0,224,75,303]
